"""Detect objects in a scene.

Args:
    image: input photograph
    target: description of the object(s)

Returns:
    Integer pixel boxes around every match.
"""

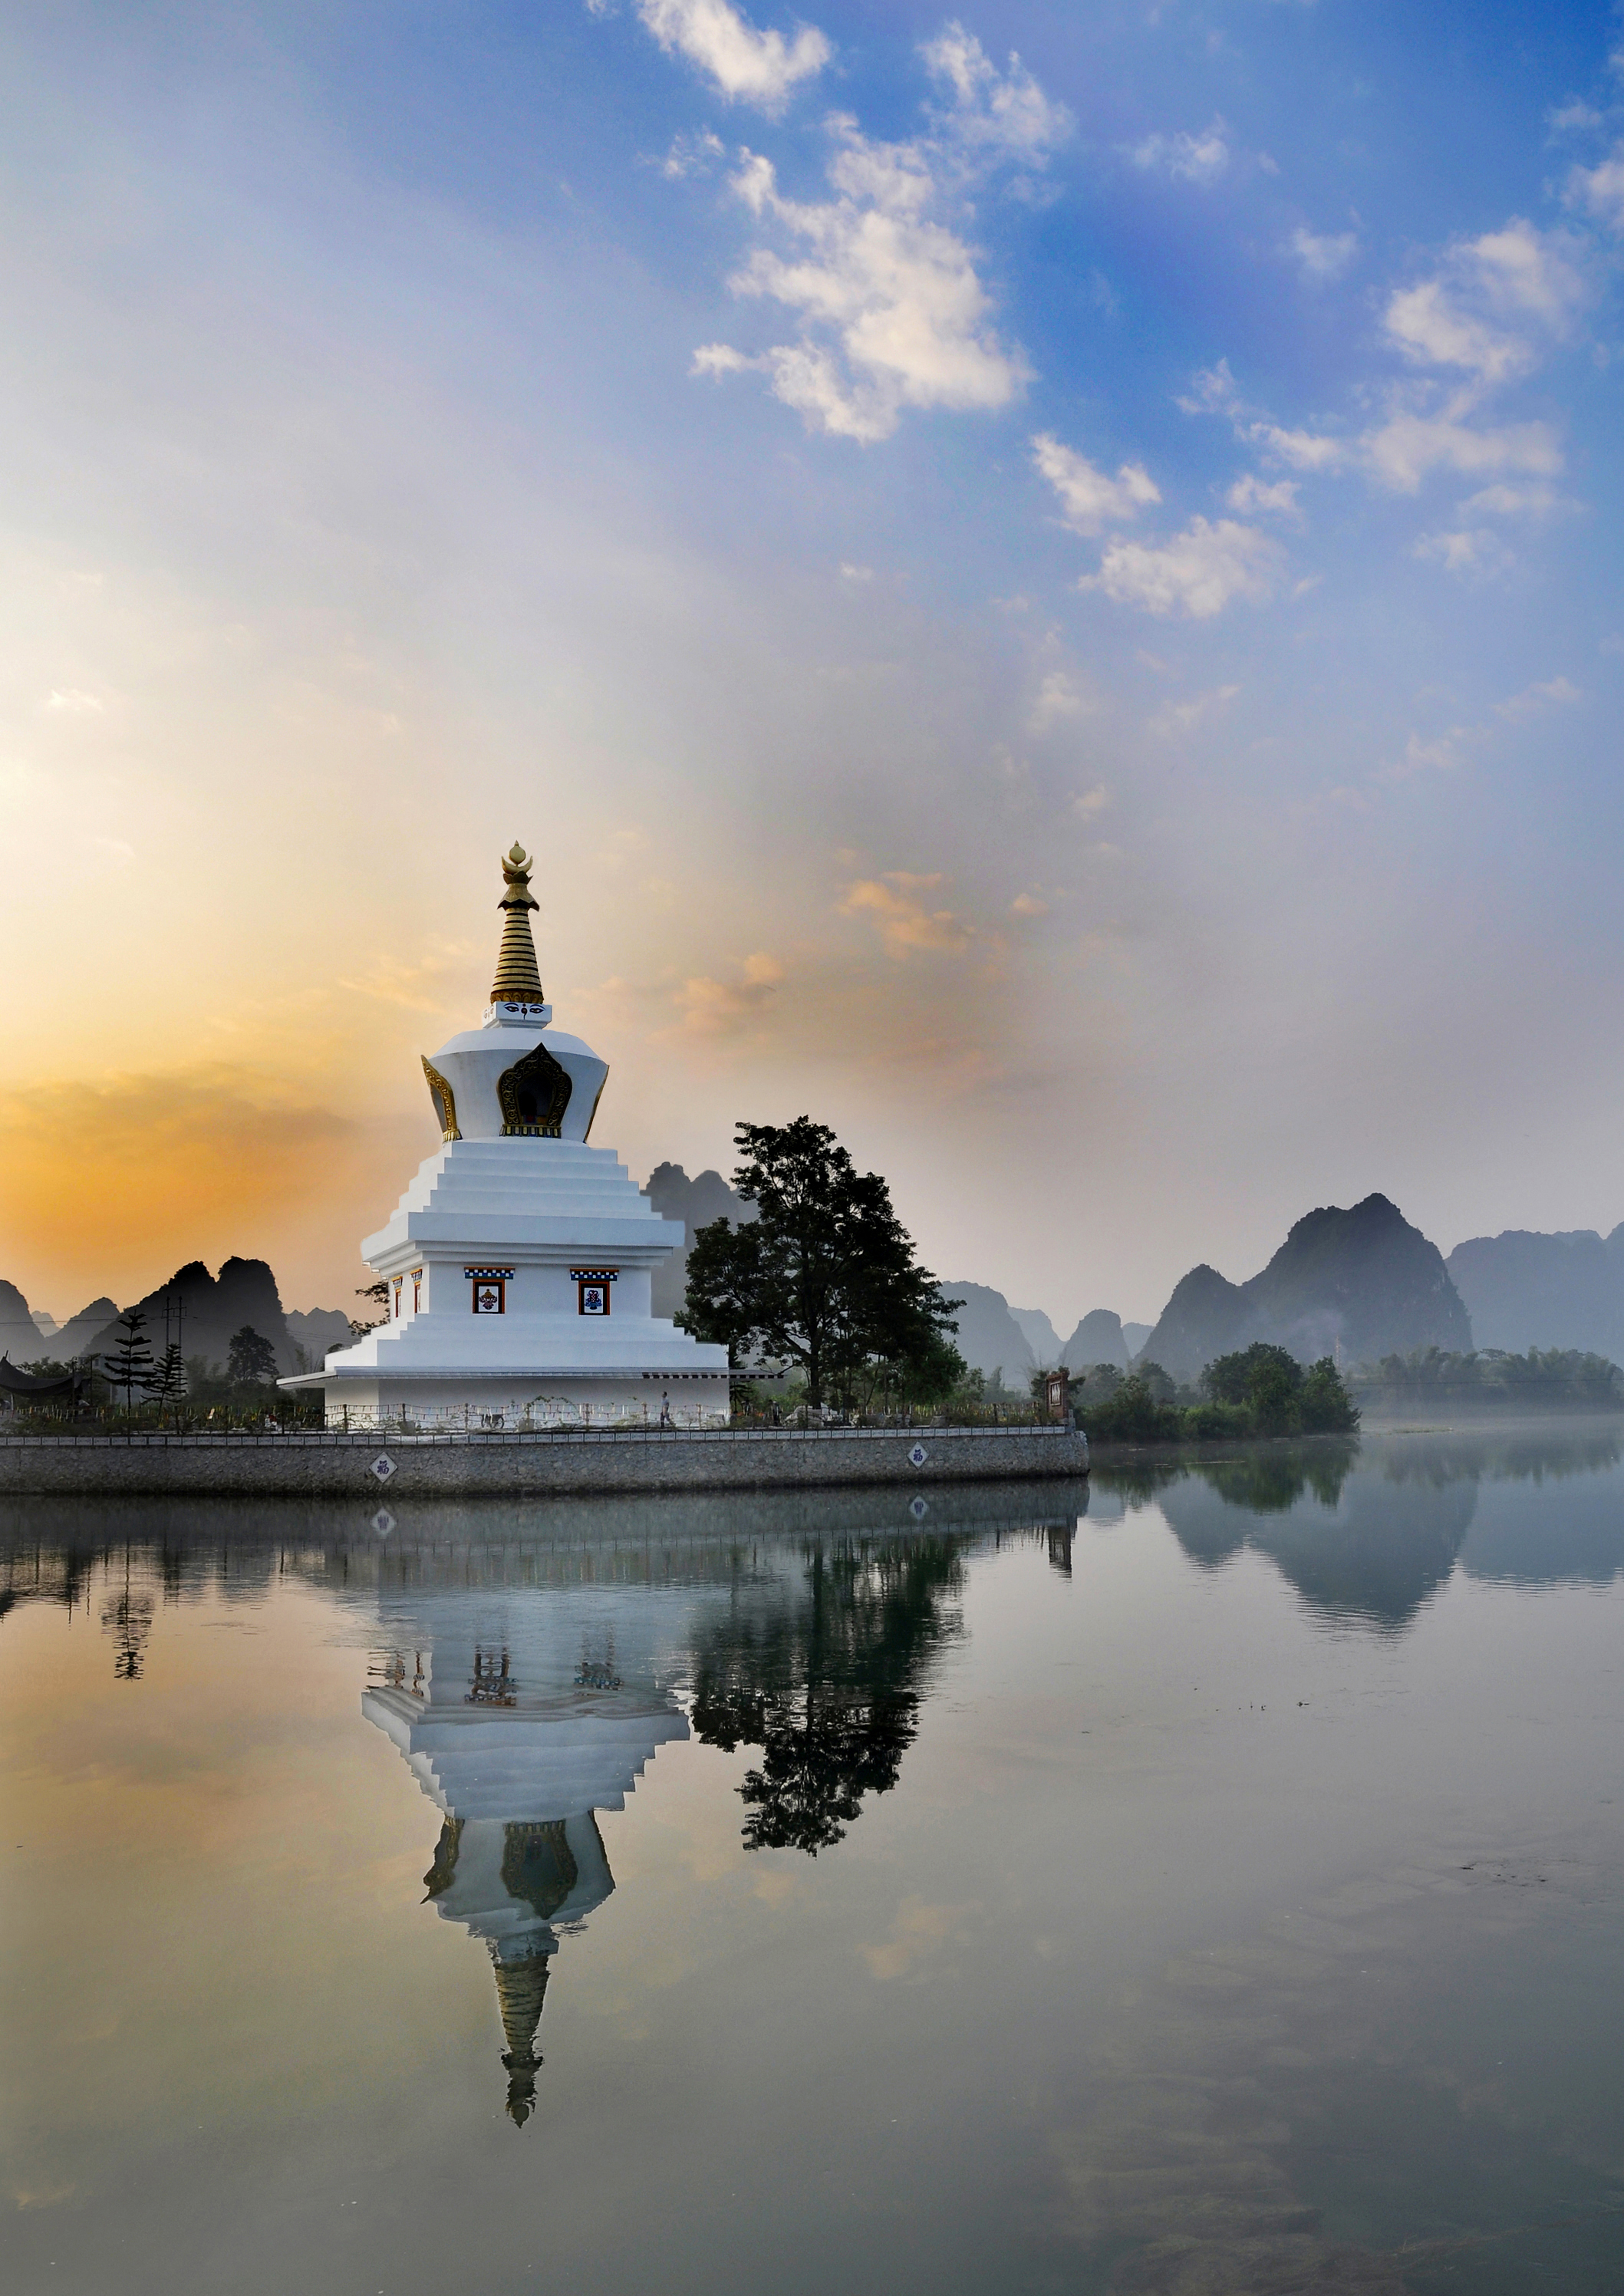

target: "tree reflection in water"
[688,1535,969,1854]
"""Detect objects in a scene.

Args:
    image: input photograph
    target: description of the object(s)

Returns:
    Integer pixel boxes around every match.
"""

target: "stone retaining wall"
[0,1422,1089,1498]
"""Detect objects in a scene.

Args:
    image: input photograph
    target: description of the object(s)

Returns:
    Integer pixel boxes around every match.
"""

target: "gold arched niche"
[497,1039,572,1138]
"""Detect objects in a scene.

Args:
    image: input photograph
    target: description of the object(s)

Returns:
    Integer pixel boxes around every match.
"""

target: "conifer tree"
[104,1311,155,1418]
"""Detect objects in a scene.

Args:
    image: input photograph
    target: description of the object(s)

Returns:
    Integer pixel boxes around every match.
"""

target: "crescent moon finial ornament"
[490,841,545,1006]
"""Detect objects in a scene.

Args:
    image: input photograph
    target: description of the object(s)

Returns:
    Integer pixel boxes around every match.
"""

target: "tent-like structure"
[0,1357,89,1415]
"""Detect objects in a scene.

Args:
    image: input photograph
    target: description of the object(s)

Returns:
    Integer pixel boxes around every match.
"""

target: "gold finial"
[491,842,545,1006]
[492,1946,551,2128]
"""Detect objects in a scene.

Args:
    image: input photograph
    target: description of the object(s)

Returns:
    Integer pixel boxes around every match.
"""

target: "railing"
[0,1421,1082,1449]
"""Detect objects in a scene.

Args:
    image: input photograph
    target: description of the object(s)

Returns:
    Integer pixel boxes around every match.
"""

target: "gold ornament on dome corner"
[421,1057,461,1143]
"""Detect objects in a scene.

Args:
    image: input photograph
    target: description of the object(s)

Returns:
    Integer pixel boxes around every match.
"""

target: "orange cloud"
[676,951,786,1036]
[0,1064,413,1313]
[840,874,975,958]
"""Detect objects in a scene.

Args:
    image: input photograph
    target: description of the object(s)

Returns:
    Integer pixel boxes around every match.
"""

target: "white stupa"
[282,842,730,1430]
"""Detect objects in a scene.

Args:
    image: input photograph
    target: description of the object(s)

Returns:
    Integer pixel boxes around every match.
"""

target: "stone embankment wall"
[0,1422,1088,1498]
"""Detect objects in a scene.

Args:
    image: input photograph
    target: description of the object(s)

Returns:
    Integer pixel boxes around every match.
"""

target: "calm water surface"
[5,1428,1624,2294]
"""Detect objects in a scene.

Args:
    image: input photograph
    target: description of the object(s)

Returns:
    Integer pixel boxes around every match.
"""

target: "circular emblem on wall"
[372,1508,396,1536]
[908,1495,929,1520]
[908,1442,928,1468]
[371,1454,397,1482]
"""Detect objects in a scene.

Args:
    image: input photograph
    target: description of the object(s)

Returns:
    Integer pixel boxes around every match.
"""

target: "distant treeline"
[1351,1346,1624,1410]
[1076,1343,1359,1447]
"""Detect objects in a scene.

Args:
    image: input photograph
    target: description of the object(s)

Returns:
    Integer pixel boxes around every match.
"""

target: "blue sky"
[2,1,1622,1325]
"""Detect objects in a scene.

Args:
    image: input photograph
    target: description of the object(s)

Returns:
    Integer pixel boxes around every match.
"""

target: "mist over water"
[5,1435,1624,2294]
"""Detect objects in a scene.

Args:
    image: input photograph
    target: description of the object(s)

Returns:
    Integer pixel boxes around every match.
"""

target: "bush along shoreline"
[1077,1343,1359,1448]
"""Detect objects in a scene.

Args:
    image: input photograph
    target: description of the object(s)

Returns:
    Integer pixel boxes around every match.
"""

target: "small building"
[281,845,730,1429]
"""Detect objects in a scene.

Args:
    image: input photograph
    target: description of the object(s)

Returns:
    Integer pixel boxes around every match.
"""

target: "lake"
[5,1428,1624,2294]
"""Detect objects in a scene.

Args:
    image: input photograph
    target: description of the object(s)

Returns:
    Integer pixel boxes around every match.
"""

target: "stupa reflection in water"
[362,1593,691,2126]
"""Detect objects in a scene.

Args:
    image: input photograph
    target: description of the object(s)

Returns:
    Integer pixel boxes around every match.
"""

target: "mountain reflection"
[1097,1426,1624,1629]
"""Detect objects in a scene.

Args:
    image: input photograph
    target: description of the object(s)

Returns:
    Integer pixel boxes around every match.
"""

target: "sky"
[2,0,1623,1332]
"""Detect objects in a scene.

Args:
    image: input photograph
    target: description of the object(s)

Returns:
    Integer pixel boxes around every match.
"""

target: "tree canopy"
[677,1115,962,1406]
[1203,1343,1359,1435]
[226,1326,279,1385]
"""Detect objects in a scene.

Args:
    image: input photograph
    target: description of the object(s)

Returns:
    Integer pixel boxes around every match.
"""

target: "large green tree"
[226,1326,278,1385]
[677,1116,961,1408]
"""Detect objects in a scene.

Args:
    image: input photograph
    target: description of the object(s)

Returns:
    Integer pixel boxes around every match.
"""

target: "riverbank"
[0,1420,1089,1497]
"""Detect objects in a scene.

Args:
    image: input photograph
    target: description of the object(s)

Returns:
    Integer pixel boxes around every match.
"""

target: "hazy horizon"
[3,2,1621,1329]
[16,1184,1623,1339]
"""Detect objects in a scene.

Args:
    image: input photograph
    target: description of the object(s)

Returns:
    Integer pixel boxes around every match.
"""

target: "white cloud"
[1395,725,1477,775]
[1288,226,1357,282]
[1072,785,1109,819]
[1385,280,1530,384]
[635,0,830,108]
[1497,674,1581,720]
[1548,99,1603,135]
[692,341,755,377]
[1365,410,1562,493]
[702,127,1029,440]
[838,560,874,581]
[1178,359,1240,416]
[1249,423,1349,472]
[922,21,1072,160]
[663,127,726,178]
[1384,219,1586,383]
[1031,433,1160,533]
[1132,119,1230,186]
[1082,517,1284,618]
[1412,526,1514,580]
[1149,683,1240,736]
[1567,147,1624,231]
[42,687,104,713]
[1190,342,1566,502]
[1026,670,1096,731]
[1226,473,1301,519]
[1459,481,1573,517]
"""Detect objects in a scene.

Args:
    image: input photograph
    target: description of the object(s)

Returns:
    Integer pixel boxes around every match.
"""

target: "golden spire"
[490,842,545,1008]
[492,1946,552,2128]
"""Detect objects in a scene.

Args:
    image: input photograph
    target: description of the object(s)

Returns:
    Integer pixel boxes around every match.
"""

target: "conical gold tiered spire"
[490,843,545,1007]
[492,1946,552,2128]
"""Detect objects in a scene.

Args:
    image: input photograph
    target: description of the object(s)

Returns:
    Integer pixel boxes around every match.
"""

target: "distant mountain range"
[0,1262,347,1378]
[1444,1227,1624,1361]
[13,1181,1624,1395]
[1138,1194,1469,1384]
[931,1295,1151,1387]
[938,1195,1605,1395]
